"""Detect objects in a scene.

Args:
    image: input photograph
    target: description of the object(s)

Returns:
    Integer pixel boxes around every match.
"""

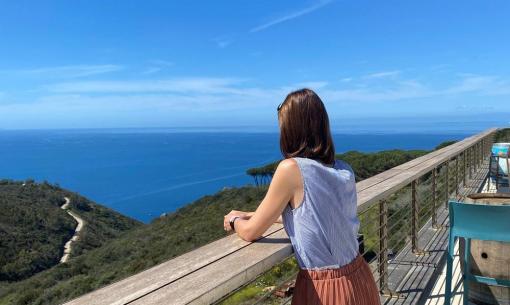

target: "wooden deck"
[62,128,497,305]
[380,154,491,305]
[422,175,507,305]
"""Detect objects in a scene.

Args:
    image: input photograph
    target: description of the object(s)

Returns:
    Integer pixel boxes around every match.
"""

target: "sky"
[0,0,509,131]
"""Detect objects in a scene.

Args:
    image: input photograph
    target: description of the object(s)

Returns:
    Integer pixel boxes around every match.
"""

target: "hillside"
[0,181,142,287]
[495,127,510,142]
[0,141,458,305]
[0,181,76,282]
[0,186,267,305]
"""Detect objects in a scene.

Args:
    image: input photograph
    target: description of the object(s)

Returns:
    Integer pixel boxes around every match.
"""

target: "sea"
[0,128,471,223]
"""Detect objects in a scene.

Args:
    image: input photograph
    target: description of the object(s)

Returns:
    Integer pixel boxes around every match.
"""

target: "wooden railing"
[63,128,497,305]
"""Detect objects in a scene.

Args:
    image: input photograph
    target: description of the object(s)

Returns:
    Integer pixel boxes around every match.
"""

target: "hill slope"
[0,180,142,284]
[0,186,267,305]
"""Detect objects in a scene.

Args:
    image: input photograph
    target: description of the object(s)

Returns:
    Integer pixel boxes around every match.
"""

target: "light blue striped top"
[282,157,360,270]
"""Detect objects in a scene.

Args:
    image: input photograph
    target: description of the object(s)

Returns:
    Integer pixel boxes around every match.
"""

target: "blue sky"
[0,0,509,131]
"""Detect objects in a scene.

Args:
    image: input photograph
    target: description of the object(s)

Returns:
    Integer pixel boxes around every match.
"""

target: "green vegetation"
[0,186,267,305]
[1,140,459,305]
[495,128,510,142]
[247,149,429,184]
[0,180,75,282]
[219,256,298,305]
[0,180,140,283]
[64,192,142,257]
[435,140,458,150]
[339,149,428,181]
[0,180,141,304]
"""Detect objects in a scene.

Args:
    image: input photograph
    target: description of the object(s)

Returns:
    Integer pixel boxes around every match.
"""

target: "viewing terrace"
[64,128,501,305]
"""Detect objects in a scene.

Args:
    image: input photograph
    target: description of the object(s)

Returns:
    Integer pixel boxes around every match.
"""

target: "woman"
[223,88,381,305]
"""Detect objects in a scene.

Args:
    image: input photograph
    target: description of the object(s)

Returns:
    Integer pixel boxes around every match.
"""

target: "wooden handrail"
[63,128,497,305]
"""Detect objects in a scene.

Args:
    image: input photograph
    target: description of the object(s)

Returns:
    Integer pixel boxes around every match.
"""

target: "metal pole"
[455,156,459,197]
[481,141,484,164]
[445,161,450,209]
[378,199,388,293]
[473,145,476,176]
[432,168,438,229]
[411,179,425,255]
[478,142,481,167]
[470,146,474,178]
[463,151,467,186]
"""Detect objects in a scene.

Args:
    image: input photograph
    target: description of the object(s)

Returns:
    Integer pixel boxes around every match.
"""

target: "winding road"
[59,197,85,263]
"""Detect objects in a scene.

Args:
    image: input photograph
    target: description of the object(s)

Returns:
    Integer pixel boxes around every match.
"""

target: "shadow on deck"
[382,161,490,305]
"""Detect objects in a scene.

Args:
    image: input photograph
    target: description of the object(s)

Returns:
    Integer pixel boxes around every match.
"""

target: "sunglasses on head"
[277,102,284,112]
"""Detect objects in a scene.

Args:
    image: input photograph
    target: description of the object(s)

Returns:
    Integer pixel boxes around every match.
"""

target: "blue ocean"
[0,129,468,223]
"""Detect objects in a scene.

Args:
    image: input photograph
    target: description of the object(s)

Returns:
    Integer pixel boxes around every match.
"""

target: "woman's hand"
[223,210,252,232]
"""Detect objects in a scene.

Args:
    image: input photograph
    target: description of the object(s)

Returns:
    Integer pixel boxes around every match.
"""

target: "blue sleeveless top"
[282,157,360,270]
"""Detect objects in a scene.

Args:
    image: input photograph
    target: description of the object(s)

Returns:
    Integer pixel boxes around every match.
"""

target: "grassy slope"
[0,186,267,305]
[495,128,510,142]
[63,191,143,257]
[0,181,76,282]
[0,181,142,305]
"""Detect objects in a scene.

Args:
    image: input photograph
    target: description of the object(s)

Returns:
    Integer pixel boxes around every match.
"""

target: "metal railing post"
[377,199,402,298]
[473,144,476,173]
[482,139,486,161]
[480,141,484,165]
[445,161,450,208]
[378,199,388,293]
[475,143,479,172]
[463,151,467,186]
[480,142,483,166]
[477,142,480,167]
[411,180,426,255]
[431,168,439,229]
[455,156,459,197]
[476,142,480,169]
[470,146,474,178]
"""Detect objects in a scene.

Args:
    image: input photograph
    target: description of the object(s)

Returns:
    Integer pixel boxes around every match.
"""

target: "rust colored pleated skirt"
[291,254,381,305]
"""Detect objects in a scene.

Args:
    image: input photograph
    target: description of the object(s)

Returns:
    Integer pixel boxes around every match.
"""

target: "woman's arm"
[224,159,300,241]
[245,211,283,223]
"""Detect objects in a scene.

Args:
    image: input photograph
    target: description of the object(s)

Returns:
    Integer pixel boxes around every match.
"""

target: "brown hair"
[277,88,335,165]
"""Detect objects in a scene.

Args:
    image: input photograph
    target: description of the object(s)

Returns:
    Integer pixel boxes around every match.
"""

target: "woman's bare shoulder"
[275,158,301,187]
[277,158,299,172]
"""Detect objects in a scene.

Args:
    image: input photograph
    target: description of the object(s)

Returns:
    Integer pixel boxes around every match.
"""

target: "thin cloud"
[46,78,251,95]
[288,81,329,90]
[27,73,510,117]
[364,70,401,79]
[250,0,333,33]
[323,74,510,102]
[3,65,123,78]
[445,75,510,96]
[323,80,431,102]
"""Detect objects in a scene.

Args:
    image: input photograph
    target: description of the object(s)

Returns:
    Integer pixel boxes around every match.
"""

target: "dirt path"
[60,197,85,263]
